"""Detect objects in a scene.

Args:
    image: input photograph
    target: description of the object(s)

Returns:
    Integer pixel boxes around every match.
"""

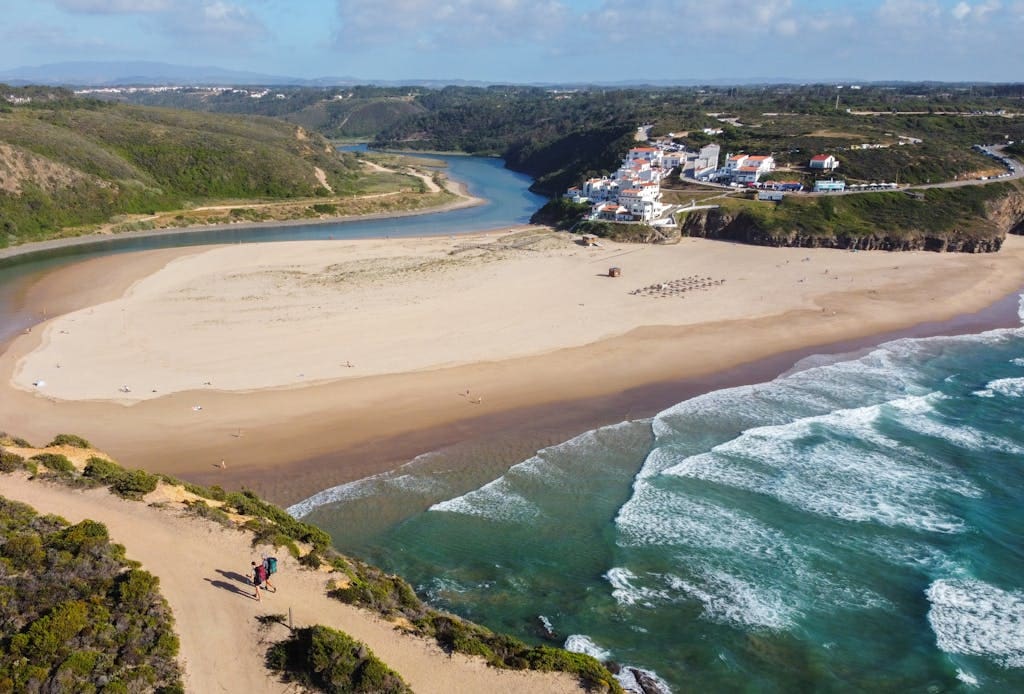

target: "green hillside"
[0,88,372,246]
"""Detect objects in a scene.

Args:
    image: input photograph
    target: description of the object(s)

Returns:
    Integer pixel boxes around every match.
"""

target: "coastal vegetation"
[680,181,1023,251]
[87,81,1024,196]
[0,87,443,247]
[0,433,623,692]
[266,624,411,693]
[0,496,183,692]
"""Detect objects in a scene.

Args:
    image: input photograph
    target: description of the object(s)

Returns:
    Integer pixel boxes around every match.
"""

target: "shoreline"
[1,233,1022,507]
[0,179,485,265]
[257,281,1024,511]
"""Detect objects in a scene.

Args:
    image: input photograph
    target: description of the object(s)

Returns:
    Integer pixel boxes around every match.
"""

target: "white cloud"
[952,1,972,19]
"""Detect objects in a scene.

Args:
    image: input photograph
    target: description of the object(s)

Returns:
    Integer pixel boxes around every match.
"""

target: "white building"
[698,144,721,170]
[626,147,663,167]
[724,154,775,182]
[809,154,839,171]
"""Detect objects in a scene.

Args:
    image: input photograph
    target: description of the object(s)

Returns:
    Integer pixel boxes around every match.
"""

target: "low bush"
[30,453,75,474]
[48,434,91,449]
[109,469,158,499]
[183,500,232,527]
[266,625,410,693]
[0,450,28,473]
[83,456,124,483]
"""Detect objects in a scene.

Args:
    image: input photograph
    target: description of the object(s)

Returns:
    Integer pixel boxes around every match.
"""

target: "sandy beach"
[2,230,1024,504]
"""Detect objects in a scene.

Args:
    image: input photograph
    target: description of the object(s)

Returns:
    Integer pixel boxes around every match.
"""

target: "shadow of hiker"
[216,569,252,585]
[205,578,255,599]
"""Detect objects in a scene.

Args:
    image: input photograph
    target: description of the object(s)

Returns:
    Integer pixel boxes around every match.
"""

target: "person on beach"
[251,561,268,601]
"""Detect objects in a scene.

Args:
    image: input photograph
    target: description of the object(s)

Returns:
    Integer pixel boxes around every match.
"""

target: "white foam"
[956,668,980,687]
[615,480,795,557]
[604,567,672,608]
[892,395,1024,454]
[615,666,673,694]
[564,634,611,661]
[665,568,796,630]
[1011,358,1024,367]
[927,578,1024,668]
[430,475,540,522]
[660,395,978,534]
[429,419,641,522]
[538,615,554,635]
[287,451,442,518]
[983,377,1024,398]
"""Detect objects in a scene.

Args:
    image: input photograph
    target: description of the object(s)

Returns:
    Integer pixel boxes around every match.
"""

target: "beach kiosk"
[608,267,622,278]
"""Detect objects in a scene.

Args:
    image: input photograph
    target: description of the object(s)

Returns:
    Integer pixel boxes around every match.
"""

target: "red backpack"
[256,565,268,583]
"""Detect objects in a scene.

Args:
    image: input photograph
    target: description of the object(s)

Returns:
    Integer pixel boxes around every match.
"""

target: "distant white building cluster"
[73,86,285,99]
[563,145,672,222]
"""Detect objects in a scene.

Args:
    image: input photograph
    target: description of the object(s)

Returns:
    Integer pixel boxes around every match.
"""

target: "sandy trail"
[0,474,581,694]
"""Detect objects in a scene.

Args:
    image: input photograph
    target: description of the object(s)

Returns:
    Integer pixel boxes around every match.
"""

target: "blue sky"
[2,0,1022,82]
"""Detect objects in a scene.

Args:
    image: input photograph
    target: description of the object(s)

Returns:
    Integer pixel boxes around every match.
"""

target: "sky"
[1,0,1023,83]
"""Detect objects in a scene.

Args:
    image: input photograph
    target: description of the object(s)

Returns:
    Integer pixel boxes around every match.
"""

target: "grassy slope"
[0,100,371,247]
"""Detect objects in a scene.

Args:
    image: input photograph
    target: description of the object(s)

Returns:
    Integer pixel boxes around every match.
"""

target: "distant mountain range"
[0,60,879,89]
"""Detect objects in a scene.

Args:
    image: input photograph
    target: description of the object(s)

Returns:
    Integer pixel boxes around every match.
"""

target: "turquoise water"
[0,151,545,343]
[295,299,1024,692]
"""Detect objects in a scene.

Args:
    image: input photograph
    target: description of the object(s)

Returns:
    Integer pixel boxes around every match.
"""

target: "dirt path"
[0,474,582,694]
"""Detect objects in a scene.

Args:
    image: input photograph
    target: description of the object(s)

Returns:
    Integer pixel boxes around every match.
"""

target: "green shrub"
[48,434,92,449]
[312,203,337,214]
[83,456,124,483]
[266,625,410,693]
[0,450,27,473]
[183,500,232,527]
[109,469,158,499]
[31,453,75,474]
[0,499,182,690]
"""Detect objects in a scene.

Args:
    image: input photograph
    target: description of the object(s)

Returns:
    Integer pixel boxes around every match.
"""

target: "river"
[0,148,546,344]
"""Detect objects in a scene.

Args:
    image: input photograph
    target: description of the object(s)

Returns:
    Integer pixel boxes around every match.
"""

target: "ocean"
[293,296,1024,692]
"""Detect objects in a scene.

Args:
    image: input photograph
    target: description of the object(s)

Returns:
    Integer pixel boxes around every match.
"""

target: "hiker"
[261,556,278,593]
[251,561,268,601]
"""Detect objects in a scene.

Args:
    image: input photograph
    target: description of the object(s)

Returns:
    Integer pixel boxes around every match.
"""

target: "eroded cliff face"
[987,188,1024,236]
[680,188,1024,253]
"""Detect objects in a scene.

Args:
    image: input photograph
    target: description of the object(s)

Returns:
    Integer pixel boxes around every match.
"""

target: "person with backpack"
[261,556,278,593]
[251,560,268,601]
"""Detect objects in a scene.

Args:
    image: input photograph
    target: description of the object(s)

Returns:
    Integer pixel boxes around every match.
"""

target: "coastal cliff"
[679,184,1024,253]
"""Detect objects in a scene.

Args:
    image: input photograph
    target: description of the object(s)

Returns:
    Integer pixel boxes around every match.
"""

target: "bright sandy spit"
[3,229,1024,502]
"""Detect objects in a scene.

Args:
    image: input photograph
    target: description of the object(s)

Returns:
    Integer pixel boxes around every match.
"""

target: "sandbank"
[2,231,1023,505]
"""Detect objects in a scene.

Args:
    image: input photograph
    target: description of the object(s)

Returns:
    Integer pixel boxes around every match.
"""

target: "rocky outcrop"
[680,207,1007,253]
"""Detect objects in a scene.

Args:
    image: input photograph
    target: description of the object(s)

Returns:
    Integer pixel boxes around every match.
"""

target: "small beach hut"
[608,267,622,278]
[581,234,598,246]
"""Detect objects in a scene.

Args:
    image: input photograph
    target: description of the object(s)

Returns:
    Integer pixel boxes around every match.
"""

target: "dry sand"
[0,473,582,694]
[2,231,1024,504]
